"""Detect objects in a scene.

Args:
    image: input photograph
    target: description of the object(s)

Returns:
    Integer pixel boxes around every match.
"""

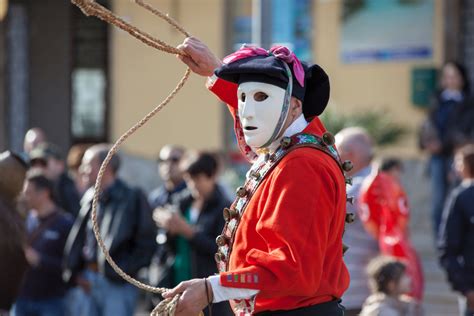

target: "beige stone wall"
[314,0,444,158]
[110,0,225,158]
[110,0,444,159]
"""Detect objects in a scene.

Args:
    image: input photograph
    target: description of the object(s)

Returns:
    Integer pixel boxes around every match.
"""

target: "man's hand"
[466,290,474,310]
[24,247,40,267]
[153,208,195,239]
[177,37,223,77]
[163,278,212,316]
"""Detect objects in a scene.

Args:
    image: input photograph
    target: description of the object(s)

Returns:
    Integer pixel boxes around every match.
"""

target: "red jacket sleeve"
[219,154,342,298]
[207,76,238,118]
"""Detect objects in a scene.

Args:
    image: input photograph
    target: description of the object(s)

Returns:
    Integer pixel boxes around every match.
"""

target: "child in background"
[360,256,422,316]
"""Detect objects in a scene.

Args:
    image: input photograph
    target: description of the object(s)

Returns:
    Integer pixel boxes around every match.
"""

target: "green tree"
[320,109,407,146]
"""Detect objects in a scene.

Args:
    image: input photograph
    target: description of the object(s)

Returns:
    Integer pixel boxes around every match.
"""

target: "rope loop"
[70,1,193,315]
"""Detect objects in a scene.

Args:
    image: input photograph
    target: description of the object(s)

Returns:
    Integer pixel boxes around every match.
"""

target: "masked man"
[163,38,351,316]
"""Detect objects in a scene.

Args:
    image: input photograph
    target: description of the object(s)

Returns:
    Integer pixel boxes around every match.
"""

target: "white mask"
[237,82,289,149]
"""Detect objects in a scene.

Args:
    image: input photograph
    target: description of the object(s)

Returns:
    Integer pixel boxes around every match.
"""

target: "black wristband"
[204,278,213,316]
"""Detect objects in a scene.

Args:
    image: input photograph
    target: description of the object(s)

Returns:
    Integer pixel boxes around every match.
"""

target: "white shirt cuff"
[208,275,259,303]
[206,74,218,89]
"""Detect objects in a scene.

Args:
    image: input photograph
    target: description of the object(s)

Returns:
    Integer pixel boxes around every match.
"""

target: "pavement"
[403,160,459,315]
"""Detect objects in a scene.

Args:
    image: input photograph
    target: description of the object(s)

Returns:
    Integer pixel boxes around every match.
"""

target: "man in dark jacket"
[63,144,156,316]
[147,145,187,307]
[439,144,474,316]
[13,172,73,316]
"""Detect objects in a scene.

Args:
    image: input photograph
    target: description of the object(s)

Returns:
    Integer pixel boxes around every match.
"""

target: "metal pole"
[251,0,262,46]
[252,0,272,48]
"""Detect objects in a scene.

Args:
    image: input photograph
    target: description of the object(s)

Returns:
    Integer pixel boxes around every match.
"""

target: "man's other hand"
[162,278,212,316]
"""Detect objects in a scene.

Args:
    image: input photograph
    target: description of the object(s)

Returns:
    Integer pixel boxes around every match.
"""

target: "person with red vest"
[358,158,424,301]
[163,38,351,315]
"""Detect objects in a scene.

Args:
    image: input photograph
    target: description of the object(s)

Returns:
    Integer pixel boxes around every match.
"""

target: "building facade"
[0,0,470,159]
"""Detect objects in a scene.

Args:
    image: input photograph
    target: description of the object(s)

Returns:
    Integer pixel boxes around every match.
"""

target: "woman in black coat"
[154,151,233,316]
[420,62,471,235]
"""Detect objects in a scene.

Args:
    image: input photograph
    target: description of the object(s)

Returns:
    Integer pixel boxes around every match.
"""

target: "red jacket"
[359,172,424,300]
[208,78,350,313]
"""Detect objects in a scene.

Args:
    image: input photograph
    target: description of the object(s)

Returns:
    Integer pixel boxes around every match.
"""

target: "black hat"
[215,54,330,118]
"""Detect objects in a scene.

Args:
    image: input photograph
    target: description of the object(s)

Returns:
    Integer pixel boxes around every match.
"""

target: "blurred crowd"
[0,132,234,316]
[0,61,473,316]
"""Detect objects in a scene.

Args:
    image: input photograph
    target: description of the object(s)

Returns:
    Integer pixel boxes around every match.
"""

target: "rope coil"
[70,1,193,315]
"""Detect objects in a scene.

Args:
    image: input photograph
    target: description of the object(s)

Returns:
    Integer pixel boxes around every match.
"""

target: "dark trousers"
[344,308,361,316]
[12,297,64,316]
[255,300,345,316]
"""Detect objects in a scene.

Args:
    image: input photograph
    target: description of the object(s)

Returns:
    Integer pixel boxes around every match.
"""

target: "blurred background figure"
[419,62,471,235]
[12,172,73,316]
[147,145,187,309]
[336,127,379,316]
[0,151,29,314]
[148,145,187,209]
[438,144,474,316]
[153,151,232,316]
[63,144,156,316]
[360,256,422,316]
[23,128,47,156]
[67,144,93,196]
[359,158,424,301]
[29,143,81,217]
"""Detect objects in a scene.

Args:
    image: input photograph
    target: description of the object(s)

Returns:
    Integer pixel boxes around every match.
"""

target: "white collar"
[267,114,308,153]
[441,89,463,102]
[249,114,308,172]
[461,179,474,187]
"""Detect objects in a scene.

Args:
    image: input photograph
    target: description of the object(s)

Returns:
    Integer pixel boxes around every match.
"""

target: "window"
[271,0,312,62]
[71,0,109,143]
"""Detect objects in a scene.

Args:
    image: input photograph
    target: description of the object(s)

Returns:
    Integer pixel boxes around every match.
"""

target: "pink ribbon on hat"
[269,46,305,87]
[222,44,305,87]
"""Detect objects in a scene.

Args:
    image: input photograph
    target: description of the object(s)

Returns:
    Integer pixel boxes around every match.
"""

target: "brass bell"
[236,186,247,198]
[346,196,355,205]
[223,207,239,221]
[322,132,335,146]
[343,243,349,255]
[249,170,260,180]
[342,160,353,172]
[345,213,355,223]
[345,177,353,185]
[280,136,292,149]
[214,252,226,263]
[216,235,228,247]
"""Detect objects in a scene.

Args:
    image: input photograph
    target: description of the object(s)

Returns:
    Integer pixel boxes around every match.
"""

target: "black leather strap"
[254,300,345,316]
